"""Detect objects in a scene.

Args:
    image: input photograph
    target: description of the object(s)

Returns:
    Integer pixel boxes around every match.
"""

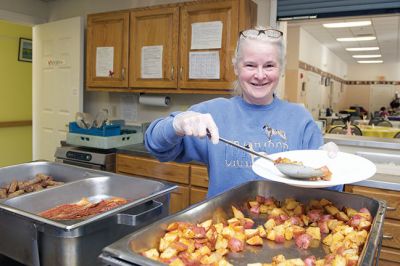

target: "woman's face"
[235,40,281,105]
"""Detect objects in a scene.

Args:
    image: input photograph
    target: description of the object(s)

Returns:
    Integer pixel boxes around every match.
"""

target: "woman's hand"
[173,111,219,144]
[319,142,339,158]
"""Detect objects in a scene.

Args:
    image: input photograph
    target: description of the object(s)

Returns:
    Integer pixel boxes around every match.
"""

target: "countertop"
[116,140,400,192]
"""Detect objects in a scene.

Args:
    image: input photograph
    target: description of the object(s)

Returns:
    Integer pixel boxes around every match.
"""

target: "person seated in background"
[145,26,342,198]
[379,107,389,118]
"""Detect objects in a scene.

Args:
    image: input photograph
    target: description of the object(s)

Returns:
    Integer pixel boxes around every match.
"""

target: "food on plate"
[39,197,128,220]
[273,157,332,181]
[0,173,64,199]
[139,196,372,266]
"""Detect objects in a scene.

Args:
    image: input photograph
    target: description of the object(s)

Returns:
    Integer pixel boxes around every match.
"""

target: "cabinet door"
[190,165,209,188]
[190,186,207,205]
[129,7,179,89]
[86,11,129,88]
[179,0,239,90]
[170,186,190,214]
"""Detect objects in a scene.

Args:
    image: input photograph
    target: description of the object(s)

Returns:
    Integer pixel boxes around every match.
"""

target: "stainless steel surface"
[324,134,400,150]
[217,135,323,179]
[0,161,176,266]
[355,151,400,165]
[100,180,385,266]
[55,146,116,172]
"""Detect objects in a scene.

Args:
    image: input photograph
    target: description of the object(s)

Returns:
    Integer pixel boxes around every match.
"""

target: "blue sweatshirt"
[145,96,343,197]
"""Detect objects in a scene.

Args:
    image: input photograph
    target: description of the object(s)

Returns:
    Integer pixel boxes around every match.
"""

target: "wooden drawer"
[116,154,190,184]
[382,219,400,249]
[379,246,400,265]
[190,186,207,205]
[170,186,190,214]
[190,165,208,188]
[344,185,400,220]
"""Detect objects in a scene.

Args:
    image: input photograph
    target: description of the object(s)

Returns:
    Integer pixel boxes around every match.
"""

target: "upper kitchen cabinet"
[129,0,257,93]
[86,11,129,88]
[129,7,179,89]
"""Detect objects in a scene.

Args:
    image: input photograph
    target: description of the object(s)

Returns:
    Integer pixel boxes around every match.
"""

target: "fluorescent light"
[337,36,376,42]
[357,60,383,64]
[352,54,381,58]
[323,21,371,28]
[346,47,379,51]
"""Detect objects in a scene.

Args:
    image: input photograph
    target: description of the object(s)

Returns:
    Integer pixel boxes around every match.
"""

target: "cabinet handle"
[382,234,393,240]
[121,67,125,80]
[386,206,396,211]
[171,65,174,80]
[180,66,183,80]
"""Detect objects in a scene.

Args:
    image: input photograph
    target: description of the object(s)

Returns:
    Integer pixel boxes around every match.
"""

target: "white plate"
[252,150,376,188]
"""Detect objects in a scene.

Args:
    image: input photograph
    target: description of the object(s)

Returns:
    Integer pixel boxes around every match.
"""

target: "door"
[305,71,322,119]
[86,11,129,88]
[33,16,83,160]
[129,7,179,89]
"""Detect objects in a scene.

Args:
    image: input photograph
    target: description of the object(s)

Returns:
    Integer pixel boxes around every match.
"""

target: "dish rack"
[66,122,143,149]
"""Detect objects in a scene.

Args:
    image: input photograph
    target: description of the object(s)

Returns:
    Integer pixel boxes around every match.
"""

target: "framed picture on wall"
[18,38,32,62]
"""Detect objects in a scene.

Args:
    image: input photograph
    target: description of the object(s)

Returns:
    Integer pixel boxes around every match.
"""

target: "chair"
[376,120,393,127]
[328,125,346,134]
[369,117,384,126]
[349,115,359,124]
[394,132,400,138]
[350,125,362,136]
[331,119,345,126]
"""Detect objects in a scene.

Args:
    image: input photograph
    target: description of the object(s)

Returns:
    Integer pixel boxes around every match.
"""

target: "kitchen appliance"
[55,146,116,172]
[0,161,176,266]
[100,180,385,266]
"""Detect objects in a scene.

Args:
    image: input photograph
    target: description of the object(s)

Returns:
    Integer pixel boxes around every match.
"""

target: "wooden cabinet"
[116,154,209,214]
[345,185,400,265]
[86,11,129,88]
[86,0,257,93]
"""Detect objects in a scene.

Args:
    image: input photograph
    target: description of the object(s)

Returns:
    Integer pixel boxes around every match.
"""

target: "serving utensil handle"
[116,200,162,226]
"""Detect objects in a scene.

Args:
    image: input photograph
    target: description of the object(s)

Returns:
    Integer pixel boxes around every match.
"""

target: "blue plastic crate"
[69,122,121,136]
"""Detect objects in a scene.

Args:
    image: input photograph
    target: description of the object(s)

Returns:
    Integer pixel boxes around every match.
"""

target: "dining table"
[354,119,400,128]
[358,125,400,138]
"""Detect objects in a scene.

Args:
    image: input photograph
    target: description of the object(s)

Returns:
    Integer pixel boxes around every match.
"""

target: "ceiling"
[287,14,400,64]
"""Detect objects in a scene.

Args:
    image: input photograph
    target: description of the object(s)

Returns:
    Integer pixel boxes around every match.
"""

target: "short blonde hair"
[232,26,286,95]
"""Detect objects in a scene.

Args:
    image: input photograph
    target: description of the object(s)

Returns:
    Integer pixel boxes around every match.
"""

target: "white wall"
[347,62,400,81]
[299,28,347,79]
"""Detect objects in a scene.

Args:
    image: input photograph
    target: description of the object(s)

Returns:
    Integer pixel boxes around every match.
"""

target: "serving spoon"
[207,130,324,180]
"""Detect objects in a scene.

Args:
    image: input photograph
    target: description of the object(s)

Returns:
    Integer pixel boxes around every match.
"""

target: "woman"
[145,26,342,197]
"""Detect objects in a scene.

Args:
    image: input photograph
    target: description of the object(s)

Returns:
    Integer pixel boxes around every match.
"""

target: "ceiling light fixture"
[357,60,383,64]
[323,21,371,28]
[352,54,381,58]
[337,36,376,42]
[346,47,379,51]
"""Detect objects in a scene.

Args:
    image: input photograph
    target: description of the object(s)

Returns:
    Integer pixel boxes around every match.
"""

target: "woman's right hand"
[172,111,219,144]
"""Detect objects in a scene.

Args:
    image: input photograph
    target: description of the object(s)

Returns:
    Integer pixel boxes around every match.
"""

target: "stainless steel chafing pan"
[0,161,176,266]
[100,180,385,266]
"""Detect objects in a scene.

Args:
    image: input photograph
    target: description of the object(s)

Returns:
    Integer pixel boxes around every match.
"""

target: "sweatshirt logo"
[263,123,287,142]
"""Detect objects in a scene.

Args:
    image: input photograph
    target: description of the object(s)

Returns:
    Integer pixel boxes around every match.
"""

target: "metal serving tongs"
[206,130,324,180]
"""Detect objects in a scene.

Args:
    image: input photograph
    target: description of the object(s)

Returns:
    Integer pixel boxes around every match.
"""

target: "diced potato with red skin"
[308,199,322,209]
[315,259,325,266]
[267,229,276,241]
[170,241,188,252]
[228,237,244,252]
[259,204,270,214]
[214,223,224,234]
[222,226,235,238]
[199,219,212,231]
[246,235,263,246]
[307,226,322,240]
[287,258,307,265]
[335,211,350,222]
[241,217,255,229]
[285,199,300,210]
[179,238,195,253]
[331,254,346,266]
[264,218,276,231]
[284,226,294,240]
[301,214,310,226]
[293,204,305,215]
[327,219,343,231]
[256,195,265,203]
[232,206,245,219]
[215,235,228,250]
[216,248,229,256]
[257,225,267,238]
[248,201,260,208]
[244,228,259,239]
[227,218,241,226]
[342,207,358,218]
[218,258,233,266]
[141,248,159,260]
[169,258,185,266]
[292,225,306,238]
[160,247,178,260]
[320,198,332,206]
[325,205,340,216]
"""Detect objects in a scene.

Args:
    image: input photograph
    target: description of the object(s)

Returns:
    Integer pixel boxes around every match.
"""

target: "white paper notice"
[96,47,114,77]
[141,45,163,79]
[191,21,223,49]
[189,51,220,79]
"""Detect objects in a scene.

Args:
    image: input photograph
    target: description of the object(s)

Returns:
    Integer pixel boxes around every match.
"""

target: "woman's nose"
[254,66,266,79]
